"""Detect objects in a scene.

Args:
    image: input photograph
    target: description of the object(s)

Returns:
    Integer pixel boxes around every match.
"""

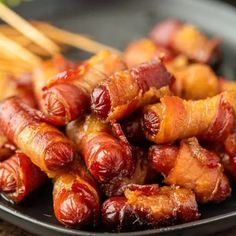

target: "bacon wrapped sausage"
[41,51,126,125]
[91,59,173,122]
[0,151,47,203]
[171,63,219,99]
[143,91,236,144]
[101,147,155,197]
[33,56,76,112]
[148,144,178,176]
[124,38,175,68]
[124,38,220,100]
[149,138,231,203]
[66,115,134,183]
[102,184,199,231]
[53,161,100,228]
[0,97,75,178]
[124,38,188,73]
[149,19,221,65]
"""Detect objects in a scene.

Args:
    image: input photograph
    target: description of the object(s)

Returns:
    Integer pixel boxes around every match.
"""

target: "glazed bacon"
[102,184,199,231]
[53,162,100,228]
[41,51,126,125]
[143,91,236,144]
[66,115,134,183]
[149,19,221,65]
[149,138,231,203]
[0,151,47,203]
[0,97,75,178]
[91,59,173,122]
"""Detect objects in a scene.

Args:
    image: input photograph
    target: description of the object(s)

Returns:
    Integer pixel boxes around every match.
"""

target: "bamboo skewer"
[0,2,60,55]
[32,21,122,55]
[0,20,122,55]
[0,32,42,67]
[0,4,123,78]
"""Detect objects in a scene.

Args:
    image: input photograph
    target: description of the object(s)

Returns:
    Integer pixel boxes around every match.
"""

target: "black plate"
[1,0,236,235]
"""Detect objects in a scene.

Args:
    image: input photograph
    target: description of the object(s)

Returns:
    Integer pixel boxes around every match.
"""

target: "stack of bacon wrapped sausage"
[0,19,235,232]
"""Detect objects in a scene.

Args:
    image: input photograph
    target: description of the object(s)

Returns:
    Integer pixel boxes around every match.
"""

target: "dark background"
[221,0,236,5]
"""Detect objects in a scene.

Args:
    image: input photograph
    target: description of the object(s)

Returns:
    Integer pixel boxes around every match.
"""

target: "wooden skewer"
[0,32,42,67]
[32,21,122,55]
[0,25,64,56]
[0,3,60,56]
[0,21,122,55]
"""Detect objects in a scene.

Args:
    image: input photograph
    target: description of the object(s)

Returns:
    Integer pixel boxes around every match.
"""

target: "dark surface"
[0,0,236,235]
